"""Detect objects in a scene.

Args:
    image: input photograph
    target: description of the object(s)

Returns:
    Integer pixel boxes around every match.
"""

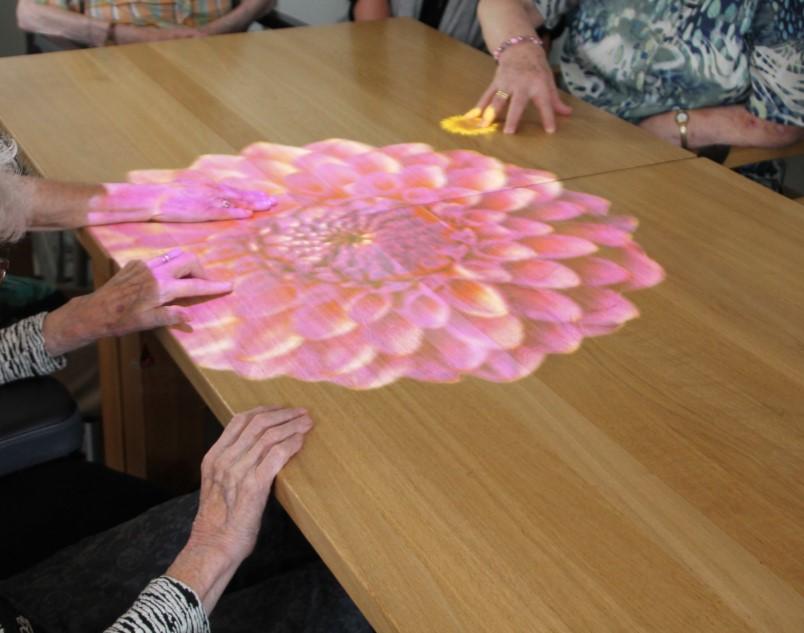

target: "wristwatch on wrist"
[673,108,690,149]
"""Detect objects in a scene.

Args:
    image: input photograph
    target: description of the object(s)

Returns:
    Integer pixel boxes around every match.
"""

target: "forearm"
[353,0,391,20]
[166,540,242,614]
[0,171,103,231]
[17,0,109,47]
[0,314,66,385]
[642,105,804,149]
[478,0,545,51]
[201,0,275,35]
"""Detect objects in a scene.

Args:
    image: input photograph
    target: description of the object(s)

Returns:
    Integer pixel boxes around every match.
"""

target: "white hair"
[0,136,26,243]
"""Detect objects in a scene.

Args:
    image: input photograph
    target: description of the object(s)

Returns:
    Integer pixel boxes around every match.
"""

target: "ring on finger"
[215,197,232,208]
[495,90,511,100]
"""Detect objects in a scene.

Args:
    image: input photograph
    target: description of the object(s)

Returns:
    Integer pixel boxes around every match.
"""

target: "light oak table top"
[1,18,801,633]
[0,18,690,189]
[144,157,801,633]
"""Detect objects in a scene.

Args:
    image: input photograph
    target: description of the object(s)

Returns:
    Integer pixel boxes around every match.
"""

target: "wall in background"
[0,2,26,58]
[275,0,349,25]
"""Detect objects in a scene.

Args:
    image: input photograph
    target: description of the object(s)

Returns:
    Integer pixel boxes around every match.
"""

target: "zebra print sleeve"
[0,312,66,385]
[105,576,209,633]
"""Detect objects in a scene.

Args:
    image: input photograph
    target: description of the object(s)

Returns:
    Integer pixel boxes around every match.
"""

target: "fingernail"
[546,127,555,134]
[482,106,496,125]
[463,107,481,118]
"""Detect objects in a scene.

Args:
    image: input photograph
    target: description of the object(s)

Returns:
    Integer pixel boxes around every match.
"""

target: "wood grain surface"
[160,158,804,633]
[1,18,801,633]
[0,19,689,188]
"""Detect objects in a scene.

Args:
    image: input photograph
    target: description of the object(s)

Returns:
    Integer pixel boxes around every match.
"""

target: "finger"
[504,92,529,134]
[552,87,573,116]
[161,277,233,302]
[241,414,314,477]
[158,250,208,279]
[476,82,499,111]
[137,305,189,331]
[532,91,557,134]
[217,185,277,212]
[147,248,185,270]
[207,405,283,460]
[229,408,309,457]
[257,433,306,482]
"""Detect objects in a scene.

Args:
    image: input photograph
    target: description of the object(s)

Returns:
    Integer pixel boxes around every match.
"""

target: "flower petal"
[521,235,598,259]
[442,279,508,317]
[294,301,357,340]
[504,286,582,322]
[507,260,580,289]
[569,288,639,325]
[402,291,451,329]
[348,292,393,324]
[565,257,630,287]
[364,312,423,356]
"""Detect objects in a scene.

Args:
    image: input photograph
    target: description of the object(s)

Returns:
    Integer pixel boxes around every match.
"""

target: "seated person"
[475,0,804,188]
[0,138,273,385]
[0,143,371,632]
[1,404,370,633]
[351,0,485,49]
[16,0,276,48]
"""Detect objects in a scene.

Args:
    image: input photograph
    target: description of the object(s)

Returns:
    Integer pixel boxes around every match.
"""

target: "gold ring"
[495,90,511,100]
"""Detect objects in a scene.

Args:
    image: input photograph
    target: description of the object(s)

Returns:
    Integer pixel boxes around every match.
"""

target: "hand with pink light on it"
[42,248,232,356]
[88,180,278,225]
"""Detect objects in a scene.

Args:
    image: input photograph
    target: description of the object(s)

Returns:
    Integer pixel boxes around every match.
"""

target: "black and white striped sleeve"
[0,312,66,385]
[105,576,209,633]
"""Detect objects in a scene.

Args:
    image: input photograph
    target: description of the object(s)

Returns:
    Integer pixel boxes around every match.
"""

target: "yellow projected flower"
[440,107,499,136]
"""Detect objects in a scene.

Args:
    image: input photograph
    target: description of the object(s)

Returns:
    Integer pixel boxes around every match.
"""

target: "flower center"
[251,206,473,285]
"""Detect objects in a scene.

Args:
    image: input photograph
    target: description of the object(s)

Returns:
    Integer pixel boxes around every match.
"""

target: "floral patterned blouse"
[533,0,804,127]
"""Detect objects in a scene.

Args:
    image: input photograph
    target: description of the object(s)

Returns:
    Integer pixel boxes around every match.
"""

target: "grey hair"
[0,135,26,242]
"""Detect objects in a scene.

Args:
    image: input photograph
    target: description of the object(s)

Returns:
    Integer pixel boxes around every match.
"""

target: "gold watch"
[673,108,690,149]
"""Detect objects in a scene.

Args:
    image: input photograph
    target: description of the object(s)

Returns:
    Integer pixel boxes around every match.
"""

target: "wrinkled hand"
[43,249,231,355]
[88,181,277,225]
[477,44,571,134]
[164,406,313,612]
[188,406,314,564]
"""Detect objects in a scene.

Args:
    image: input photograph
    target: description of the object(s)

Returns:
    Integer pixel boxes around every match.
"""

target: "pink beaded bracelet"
[492,34,543,62]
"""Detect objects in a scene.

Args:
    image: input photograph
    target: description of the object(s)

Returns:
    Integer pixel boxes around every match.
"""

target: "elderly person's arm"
[106,406,313,632]
[0,249,232,385]
[638,5,804,150]
[0,157,275,386]
[200,0,276,35]
[475,0,573,134]
[16,0,204,46]
[638,106,804,150]
[0,171,275,235]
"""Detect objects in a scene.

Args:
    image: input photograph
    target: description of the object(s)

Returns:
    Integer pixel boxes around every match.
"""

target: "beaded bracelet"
[492,34,543,62]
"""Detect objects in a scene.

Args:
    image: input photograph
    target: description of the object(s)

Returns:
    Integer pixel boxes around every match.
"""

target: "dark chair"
[0,376,82,478]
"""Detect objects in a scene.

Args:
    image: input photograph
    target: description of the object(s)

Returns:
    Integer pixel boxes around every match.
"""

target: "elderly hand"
[477,42,571,134]
[42,248,231,356]
[114,24,206,44]
[88,180,277,225]
[167,406,314,612]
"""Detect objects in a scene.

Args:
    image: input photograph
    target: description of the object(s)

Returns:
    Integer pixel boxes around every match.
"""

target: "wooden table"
[3,18,803,633]
[0,18,692,477]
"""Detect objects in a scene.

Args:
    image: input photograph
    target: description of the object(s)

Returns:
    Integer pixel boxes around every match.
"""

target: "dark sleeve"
[105,576,209,633]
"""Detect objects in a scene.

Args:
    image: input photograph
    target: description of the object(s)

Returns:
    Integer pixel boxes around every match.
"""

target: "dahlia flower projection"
[90,139,664,389]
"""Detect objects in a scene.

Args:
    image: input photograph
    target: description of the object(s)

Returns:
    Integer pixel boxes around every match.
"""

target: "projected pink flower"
[91,140,664,389]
